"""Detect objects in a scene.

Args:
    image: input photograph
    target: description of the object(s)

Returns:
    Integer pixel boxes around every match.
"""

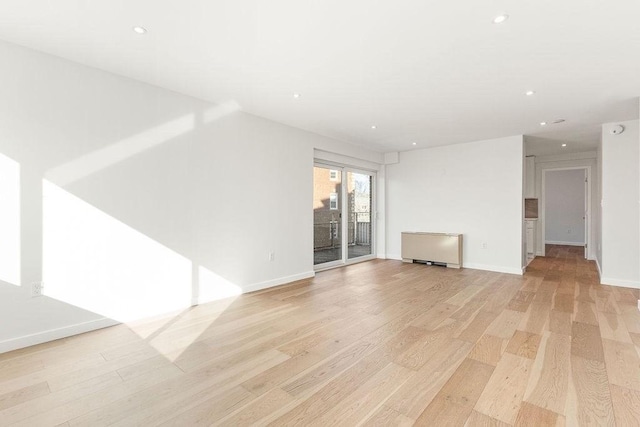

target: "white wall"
[0,40,383,352]
[386,135,524,274]
[601,119,640,288]
[545,169,586,245]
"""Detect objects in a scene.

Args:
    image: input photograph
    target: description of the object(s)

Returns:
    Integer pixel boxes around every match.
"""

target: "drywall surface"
[601,119,640,288]
[596,141,603,273]
[0,40,382,351]
[545,169,586,245]
[386,135,524,274]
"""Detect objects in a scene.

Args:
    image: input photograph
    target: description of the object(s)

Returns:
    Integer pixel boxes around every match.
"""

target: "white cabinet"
[526,220,537,258]
[524,156,535,198]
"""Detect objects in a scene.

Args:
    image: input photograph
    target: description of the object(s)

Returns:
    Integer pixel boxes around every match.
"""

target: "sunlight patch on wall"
[0,152,20,286]
[197,265,242,304]
[46,114,195,186]
[203,100,241,124]
[42,180,192,323]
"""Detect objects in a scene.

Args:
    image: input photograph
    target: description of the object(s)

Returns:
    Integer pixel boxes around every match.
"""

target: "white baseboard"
[545,241,585,246]
[600,276,640,290]
[243,271,315,294]
[463,263,524,276]
[386,254,402,261]
[0,317,120,354]
[3,271,316,355]
[192,270,316,305]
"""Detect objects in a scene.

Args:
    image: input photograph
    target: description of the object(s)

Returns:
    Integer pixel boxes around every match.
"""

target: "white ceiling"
[524,135,597,157]
[0,0,639,153]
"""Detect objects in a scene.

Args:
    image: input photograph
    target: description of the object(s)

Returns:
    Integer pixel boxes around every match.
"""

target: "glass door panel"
[313,166,343,266]
[347,171,373,260]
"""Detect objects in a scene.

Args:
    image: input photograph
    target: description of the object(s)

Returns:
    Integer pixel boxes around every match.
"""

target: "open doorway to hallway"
[542,167,589,259]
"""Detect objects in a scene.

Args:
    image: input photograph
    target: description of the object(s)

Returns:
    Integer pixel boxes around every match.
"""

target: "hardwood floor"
[1,245,639,426]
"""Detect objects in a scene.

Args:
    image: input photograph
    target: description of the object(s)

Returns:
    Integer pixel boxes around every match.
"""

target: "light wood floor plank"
[571,321,605,362]
[610,384,640,425]
[505,330,542,360]
[524,331,571,415]
[515,401,563,426]
[468,334,507,366]
[465,409,512,427]
[214,388,295,426]
[316,362,413,427]
[566,355,615,425]
[602,338,640,392]
[414,358,494,425]
[474,352,533,424]
[362,405,415,427]
[385,338,472,419]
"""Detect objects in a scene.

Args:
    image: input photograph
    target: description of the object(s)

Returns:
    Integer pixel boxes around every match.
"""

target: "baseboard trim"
[463,263,524,276]
[387,256,522,275]
[192,270,316,305]
[545,241,585,246]
[4,271,317,354]
[0,317,120,354]
[600,276,640,290]
[243,271,316,294]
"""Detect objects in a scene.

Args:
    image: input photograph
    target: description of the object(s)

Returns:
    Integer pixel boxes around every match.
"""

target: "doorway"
[541,167,590,258]
[313,163,375,269]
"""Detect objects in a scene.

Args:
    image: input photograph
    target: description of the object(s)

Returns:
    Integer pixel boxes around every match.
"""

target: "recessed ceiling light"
[412,142,417,146]
[561,143,567,147]
[133,26,147,35]
[540,122,547,126]
[493,14,509,24]
[371,125,377,130]
[525,90,536,96]
[293,93,301,99]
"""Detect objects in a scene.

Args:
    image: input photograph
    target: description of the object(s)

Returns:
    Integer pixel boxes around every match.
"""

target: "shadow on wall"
[0,100,262,357]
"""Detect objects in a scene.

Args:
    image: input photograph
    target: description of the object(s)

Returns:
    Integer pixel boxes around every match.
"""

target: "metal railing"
[314,212,371,250]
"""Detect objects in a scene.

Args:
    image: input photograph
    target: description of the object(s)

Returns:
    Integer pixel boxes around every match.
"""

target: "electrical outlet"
[268,252,275,262]
[567,228,572,234]
[31,282,44,297]
[482,242,488,249]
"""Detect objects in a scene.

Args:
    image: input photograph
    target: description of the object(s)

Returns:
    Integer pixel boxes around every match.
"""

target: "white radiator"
[401,232,463,269]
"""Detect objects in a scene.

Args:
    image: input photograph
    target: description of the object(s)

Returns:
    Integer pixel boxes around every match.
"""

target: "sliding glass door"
[313,163,375,269]
[313,165,343,266]
[347,171,373,260]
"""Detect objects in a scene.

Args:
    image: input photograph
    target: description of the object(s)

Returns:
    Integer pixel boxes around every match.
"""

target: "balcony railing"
[313,212,371,250]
